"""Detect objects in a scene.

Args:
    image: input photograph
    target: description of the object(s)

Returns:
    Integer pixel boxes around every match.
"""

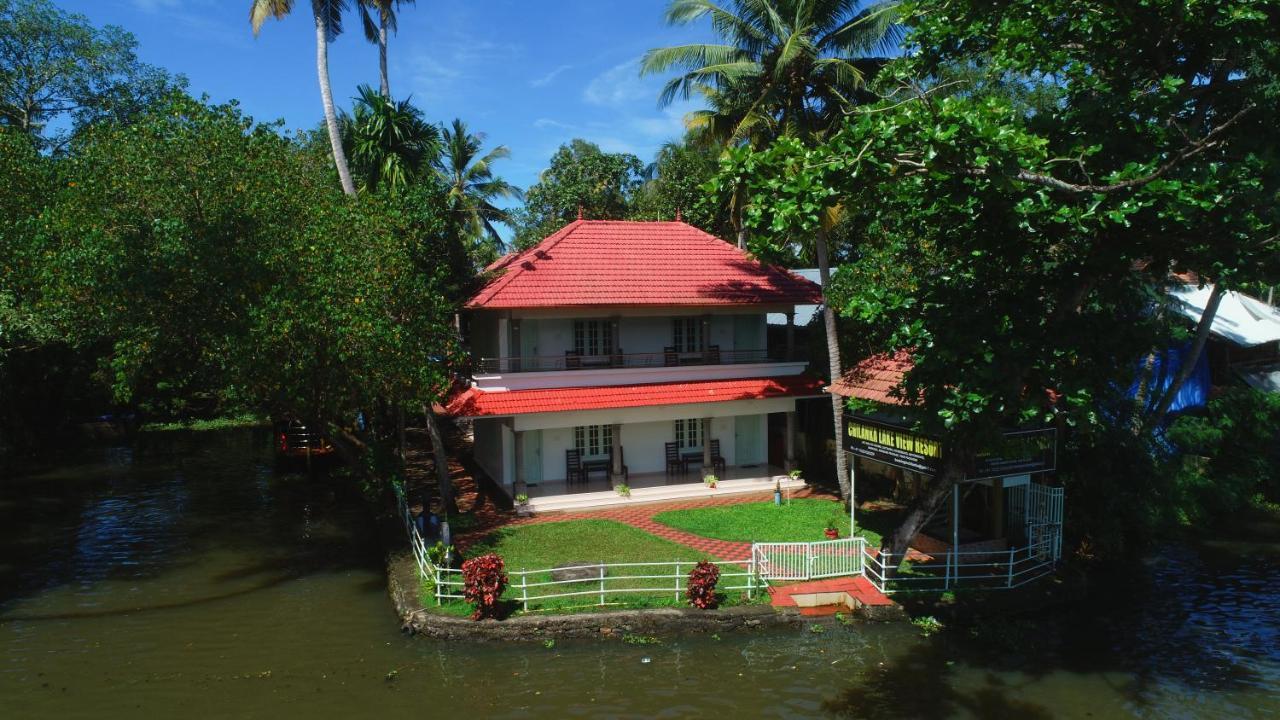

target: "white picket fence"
[393,485,757,611]
[751,537,866,581]
[395,484,1063,608]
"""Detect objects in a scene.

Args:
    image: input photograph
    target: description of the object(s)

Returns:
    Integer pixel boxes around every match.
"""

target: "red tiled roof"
[467,220,823,309]
[828,351,916,406]
[443,375,826,417]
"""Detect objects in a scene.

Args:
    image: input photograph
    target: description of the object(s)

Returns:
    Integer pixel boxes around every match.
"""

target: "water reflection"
[1,429,1278,719]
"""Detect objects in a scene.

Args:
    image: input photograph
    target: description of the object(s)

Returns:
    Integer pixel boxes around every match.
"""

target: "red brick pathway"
[454,486,835,561]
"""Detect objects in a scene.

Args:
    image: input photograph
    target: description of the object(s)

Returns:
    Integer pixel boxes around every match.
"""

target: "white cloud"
[530,64,573,88]
[582,59,653,108]
[532,117,576,131]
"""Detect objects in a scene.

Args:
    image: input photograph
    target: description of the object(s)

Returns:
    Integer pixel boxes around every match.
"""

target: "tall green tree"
[513,139,643,248]
[357,0,414,98]
[632,139,728,233]
[645,1,904,503]
[726,0,1280,563]
[342,84,440,195]
[0,0,183,149]
[250,0,359,197]
[437,118,522,264]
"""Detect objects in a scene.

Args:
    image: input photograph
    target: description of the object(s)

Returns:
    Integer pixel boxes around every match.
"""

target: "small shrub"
[912,615,944,637]
[686,560,721,609]
[622,633,661,645]
[426,541,454,568]
[461,553,508,620]
[615,483,631,497]
[703,474,718,487]
[515,493,529,505]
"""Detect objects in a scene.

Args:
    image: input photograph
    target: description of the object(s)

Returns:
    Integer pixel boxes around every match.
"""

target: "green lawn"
[423,519,758,615]
[653,498,889,546]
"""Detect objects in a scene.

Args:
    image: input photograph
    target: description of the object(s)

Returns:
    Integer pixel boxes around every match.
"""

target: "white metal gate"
[1027,484,1064,561]
[752,538,865,582]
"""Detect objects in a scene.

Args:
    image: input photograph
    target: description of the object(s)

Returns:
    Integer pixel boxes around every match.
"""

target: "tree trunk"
[882,446,970,570]
[378,14,390,97]
[423,404,457,515]
[1145,282,1225,431]
[814,225,849,501]
[314,11,357,197]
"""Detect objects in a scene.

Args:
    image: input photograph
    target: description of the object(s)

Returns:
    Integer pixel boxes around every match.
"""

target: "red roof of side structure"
[444,375,826,417]
[828,351,916,406]
[466,220,823,309]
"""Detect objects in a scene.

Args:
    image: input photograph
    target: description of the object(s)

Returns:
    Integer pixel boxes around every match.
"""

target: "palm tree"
[357,0,415,97]
[642,0,901,145]
[342,85,440,194]
[437,118,523,264]
[643,0,901,503]
[251,0,358,197]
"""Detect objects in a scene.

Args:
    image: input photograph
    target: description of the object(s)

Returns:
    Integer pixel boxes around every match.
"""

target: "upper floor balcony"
[471,347,810,392]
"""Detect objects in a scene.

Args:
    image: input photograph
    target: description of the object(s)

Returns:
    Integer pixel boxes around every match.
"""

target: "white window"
[673,317,703,352]
[573,424,612,458]
[674,418,703,450]
[573,320,613,356]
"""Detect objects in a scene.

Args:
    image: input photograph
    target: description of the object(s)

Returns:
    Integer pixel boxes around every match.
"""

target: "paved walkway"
[454,486,832,561]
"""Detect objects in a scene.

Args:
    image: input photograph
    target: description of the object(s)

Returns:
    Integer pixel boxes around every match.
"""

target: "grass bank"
[653,498,893,546]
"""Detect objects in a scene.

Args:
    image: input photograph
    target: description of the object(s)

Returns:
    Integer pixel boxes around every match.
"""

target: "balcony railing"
[475,347,799,374]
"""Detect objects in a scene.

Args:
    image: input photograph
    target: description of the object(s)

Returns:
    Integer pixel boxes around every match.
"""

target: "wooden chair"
[565,351,582,369]
[663,346,678,367]
[705,344,721,365]
[664,442,686,476]
[709,439,727,476]
[566,449,586,485]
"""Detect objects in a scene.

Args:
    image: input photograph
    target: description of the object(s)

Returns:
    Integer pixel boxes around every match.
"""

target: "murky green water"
[2,430,1278,719]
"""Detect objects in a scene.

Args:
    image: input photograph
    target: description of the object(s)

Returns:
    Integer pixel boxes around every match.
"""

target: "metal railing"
[475,348,794,374]
[432,559,757,612]
[394,484,758,611]
[859,534,1058,594]
[752,538,866,582]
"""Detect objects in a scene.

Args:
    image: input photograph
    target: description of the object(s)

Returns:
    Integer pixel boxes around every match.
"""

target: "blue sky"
[57,0,716,194]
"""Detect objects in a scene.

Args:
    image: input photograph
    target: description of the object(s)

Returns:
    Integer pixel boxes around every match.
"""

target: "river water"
[1,429,1277,719]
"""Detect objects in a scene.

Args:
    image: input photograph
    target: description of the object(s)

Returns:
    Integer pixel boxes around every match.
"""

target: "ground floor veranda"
[464,395,815,511]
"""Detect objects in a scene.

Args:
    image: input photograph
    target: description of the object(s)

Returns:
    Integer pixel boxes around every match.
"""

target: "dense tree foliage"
[342,84,441,195]
[723,0,1280,560]
[0,94,465,465]
[512,139,644,248]
[0,0,183,149]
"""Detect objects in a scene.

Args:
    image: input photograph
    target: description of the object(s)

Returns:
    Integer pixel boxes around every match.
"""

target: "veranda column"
[510,319,522,372]
[610,423,624,484]
[784,410,797,471]
[785,310,796,361]
[701,418,712,475]
[513,429,526,497]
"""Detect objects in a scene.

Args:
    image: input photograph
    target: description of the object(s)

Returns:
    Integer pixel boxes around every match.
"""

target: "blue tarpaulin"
[1127,342,1211,416]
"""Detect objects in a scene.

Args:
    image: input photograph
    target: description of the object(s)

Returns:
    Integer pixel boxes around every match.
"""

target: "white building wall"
[532,318,572,358]
[472,417,504,484]
[619,316,670,355]
[710,315,734,351]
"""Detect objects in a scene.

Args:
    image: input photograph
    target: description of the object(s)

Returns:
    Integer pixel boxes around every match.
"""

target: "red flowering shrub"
[461,553,508,620]
[686,560,721,609]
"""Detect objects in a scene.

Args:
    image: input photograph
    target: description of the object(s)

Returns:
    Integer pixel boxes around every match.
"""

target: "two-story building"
[444,219,826,511]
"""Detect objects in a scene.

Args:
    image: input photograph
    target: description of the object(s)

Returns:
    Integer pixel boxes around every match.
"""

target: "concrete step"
[528,478,805,513]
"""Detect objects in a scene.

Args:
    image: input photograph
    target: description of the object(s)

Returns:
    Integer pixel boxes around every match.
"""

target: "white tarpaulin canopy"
[1169,284,1280,348]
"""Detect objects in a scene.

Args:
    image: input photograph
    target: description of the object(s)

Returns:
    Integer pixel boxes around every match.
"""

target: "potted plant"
[615,483,631,498]
[824,518,840,539]
[703,473,718,489]
[515,493,531,517]
[789,468,803,482]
